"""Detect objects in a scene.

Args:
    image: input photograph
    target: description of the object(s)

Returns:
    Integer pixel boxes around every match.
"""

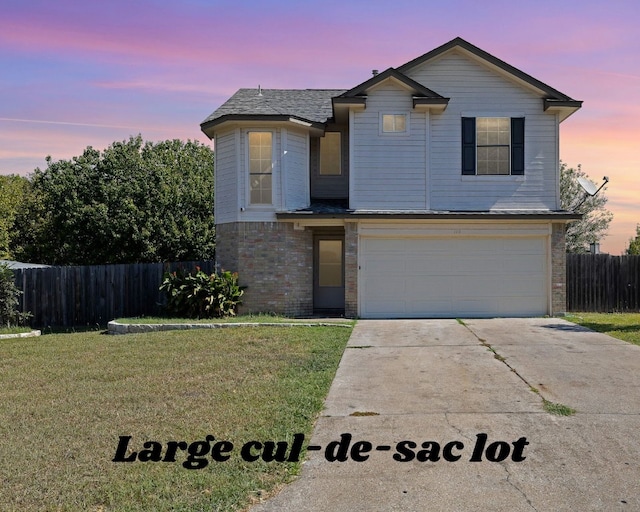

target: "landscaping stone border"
[0,330,42,340]
[107,320,353,335]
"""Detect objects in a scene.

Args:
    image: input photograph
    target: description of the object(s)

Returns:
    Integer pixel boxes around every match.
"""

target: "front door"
[313,236,345,312]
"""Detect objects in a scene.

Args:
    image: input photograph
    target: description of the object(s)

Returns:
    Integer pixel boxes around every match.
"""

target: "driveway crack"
[458,320,535,391]
[458,320,577,417]
[443,412,474,443]
[501,462,539,511]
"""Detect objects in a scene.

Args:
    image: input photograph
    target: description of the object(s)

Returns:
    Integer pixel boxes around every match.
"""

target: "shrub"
[159,267,245,319]
[0,263,31,328]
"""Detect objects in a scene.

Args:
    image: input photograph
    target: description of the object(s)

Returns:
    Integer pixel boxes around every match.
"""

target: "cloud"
[0,119,210,176]
[92,80,225,96]
[0,118,137,130]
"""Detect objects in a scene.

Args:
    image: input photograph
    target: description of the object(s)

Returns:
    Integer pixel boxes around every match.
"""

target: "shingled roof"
[200,88,346,136]
[201,37,583,136]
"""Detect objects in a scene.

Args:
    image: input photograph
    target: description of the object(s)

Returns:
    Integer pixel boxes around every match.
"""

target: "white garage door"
[360,237,548,318]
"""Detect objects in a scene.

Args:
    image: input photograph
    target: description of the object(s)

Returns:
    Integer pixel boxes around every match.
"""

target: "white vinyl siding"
[350,82,427,209]
[405,51,558,210]
[283,129,309,210]
[215,126,310,223]
[213,130,238,224]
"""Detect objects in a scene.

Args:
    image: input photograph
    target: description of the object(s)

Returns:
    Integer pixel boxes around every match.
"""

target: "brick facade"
[344,222,358,318]
[217,220,568,318]
[551,222,567,316]
[215,222,313,316]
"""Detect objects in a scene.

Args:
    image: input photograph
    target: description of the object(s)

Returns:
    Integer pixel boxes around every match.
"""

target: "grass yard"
[565,312,640,346]
[0,325,352,511]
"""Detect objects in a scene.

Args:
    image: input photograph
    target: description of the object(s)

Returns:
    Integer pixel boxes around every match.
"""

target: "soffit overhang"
[201,115,326,138]
[277,209,582,223]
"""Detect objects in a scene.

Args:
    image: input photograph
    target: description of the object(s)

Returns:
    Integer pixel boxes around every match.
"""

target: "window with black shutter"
[461,117,525,175]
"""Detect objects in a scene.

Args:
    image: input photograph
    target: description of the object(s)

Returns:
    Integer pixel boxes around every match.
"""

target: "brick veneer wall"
[551,223,567,316]
[344,222,358,318]
[215,222,313,316]
[216,220,565,318]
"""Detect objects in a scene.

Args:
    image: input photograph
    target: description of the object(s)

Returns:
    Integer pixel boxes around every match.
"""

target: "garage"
[359,234,548,318]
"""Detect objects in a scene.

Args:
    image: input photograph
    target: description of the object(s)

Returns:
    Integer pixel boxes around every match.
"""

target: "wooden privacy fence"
[566,254,640,312]
[13,261,215,328]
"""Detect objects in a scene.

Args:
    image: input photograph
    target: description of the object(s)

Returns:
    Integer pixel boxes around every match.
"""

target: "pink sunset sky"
[1,0,638,254]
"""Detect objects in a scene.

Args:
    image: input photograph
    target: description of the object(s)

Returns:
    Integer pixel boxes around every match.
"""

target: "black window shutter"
[511,117,525,175]
[461,117,476,175]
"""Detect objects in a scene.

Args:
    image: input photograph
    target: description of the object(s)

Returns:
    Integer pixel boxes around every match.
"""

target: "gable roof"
[201,88,346,137]
[397,37,582,107]
[201,37,582,135]
[337,67,447,99]
[331,67,450,121]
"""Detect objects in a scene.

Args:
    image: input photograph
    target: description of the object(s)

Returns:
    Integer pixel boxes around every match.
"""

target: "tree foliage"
[627,225,640,255]
[0,174,31,259]
[0,263,31,327]
[560,162,613,253]
[11,136,215,265]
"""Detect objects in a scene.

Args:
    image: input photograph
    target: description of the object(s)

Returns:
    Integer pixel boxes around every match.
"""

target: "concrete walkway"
[251,318,640,511]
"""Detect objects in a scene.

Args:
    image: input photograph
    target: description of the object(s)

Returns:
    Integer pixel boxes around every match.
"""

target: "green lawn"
[565,312,640,346]
[0,325,352,511]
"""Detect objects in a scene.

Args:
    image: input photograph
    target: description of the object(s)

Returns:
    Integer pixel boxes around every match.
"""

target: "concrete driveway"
[251,318,640,511]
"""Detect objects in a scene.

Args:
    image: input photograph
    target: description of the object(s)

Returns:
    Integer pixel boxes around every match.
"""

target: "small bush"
[0,263,31,328]
[159,267,245,319]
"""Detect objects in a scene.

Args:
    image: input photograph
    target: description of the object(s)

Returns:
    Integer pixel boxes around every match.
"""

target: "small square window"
[382,114,407,133]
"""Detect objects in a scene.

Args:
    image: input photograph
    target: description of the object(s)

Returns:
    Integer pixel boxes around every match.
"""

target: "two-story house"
[200,37,582,319]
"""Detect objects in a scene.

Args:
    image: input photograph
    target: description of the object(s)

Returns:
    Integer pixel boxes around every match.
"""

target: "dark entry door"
[313,236,345,312]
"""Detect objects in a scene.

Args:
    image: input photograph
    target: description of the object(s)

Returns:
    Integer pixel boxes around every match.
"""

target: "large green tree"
[560,162,613,253]
[0,174,31,260]
[12,136,215,265]
[626,225,640,255]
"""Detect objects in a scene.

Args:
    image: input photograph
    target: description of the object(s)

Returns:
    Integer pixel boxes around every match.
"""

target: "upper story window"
[319,132,342,176]
[381,114,408,134]
[248,131,272,204]
[462,117,524,176]
[477,117,510,175]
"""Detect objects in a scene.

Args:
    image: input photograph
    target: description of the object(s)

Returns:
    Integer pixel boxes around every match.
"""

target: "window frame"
[247,130,274,206]
[476,117,511,175]
[380,113,410,136]
[317,239,344,287]
[461,116,525,176]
